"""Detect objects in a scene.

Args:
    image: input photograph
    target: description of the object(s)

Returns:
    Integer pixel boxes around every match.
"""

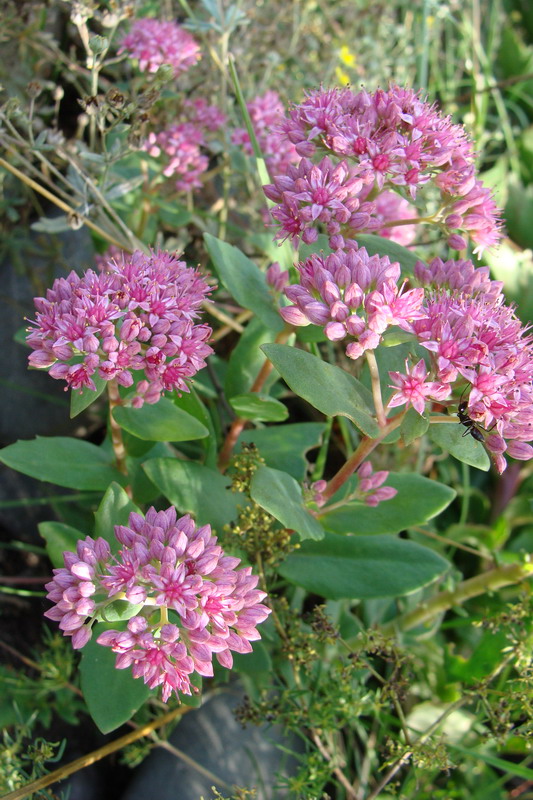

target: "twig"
[0,157,131,251]
[0,706,189,800]
[202,301,245,333]
[312,731,358,799]
[156,740,232,791]
[412,526,488,559]
[320,415,404,504]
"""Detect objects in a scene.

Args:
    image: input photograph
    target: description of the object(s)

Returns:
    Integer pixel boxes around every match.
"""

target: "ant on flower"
[457,400,485,442]
[455,387,493,442]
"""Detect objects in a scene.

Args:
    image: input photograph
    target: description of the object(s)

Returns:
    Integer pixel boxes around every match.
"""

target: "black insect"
[457,401,485,442]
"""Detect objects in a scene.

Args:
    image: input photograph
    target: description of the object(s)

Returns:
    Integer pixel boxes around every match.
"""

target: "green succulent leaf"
[80,626,151,733]
[0,437,124,490]
[93,482,142,551]
[204,233,283,331]
[239,422,326,481]
[250,464,324,540]
[142,458,242,529]
[70,375,107,418]
[428,422,490,470]
[400,407,430,445]
[39,521,86,568]
[229,393,288,422]
[278,532,450,599]
[320,473,455,535]
[262,344,378,437]
[112,397,208,442]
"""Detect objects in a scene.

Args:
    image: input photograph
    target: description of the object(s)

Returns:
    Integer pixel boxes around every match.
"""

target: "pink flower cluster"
[280,242,425,359]
[387,256,533,472]
[264,85,502,253]
[119,18,201,78]
[45,507,271,702]
[312,461,397,508]
[356,462,398,506]
[145,124,210,192]
[27,250,213,407]
[232,90,300,177]
[144,100,225,193]
[182,97,226,132]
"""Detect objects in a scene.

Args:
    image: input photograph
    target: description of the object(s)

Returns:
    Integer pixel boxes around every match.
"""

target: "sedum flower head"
[182,97,226,132]
[389,256,533,471]
[279,85,473,180]
[280,242,425,359]
[144,99,224,194]
[27,249,213,406]
[119,18,201,77]
[45,507,271,702]
[144,124,209,192]
[264,85,502,253]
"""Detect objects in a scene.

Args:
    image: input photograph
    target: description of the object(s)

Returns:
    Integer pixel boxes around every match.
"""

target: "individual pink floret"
[119,18,201,78]
[388,359,451,415]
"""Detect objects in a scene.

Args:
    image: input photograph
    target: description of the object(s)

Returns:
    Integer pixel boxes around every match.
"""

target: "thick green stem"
[383,561,533,635]
[107,379,132,497]
[366,349,387,428]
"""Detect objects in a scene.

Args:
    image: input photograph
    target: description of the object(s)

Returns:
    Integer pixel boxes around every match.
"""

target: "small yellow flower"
[335,66,351,86]
[339,45,356,67]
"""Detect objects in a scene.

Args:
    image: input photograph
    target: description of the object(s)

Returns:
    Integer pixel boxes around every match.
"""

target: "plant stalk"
[365,350,387,427]
[107,379,132,497]
[321,415,403,503]
[217,325,293,470]
[383,561,533,635]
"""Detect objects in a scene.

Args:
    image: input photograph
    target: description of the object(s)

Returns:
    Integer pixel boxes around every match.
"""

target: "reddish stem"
[217,325,293,471]
[320,415,403,504]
